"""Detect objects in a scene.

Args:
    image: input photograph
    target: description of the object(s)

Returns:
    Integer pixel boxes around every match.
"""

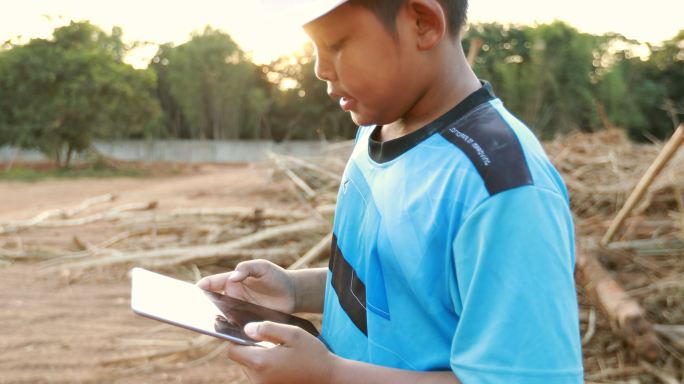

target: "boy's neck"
[377,48,481,143]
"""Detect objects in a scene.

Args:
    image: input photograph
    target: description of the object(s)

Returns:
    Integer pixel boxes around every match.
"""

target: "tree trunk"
[65,143,74,168]
[53,144,63,168]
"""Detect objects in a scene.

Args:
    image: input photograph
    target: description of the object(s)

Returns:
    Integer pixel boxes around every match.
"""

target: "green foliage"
[465,22,601,139]
[1,21,682,148]
[150,27,263,140]
[464,23,683,141]
[594,31,683,141]
[262,44,355,141]
[0,164,147,182]
[0,21,161,167]
[149,43,187,138]
[150,34,354,141]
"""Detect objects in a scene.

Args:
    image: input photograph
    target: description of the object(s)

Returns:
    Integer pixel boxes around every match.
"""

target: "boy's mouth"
[339,97,356,112]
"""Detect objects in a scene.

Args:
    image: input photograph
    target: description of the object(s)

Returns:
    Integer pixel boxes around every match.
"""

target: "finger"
[231,260,274,282]
[244,321,304,346]
[196,272,231,291]
[227,270,247,282]
[226,342,267,369]
[197,268,251,291]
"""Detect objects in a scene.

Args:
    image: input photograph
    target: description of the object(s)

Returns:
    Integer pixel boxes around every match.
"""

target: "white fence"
[0,140,333,164]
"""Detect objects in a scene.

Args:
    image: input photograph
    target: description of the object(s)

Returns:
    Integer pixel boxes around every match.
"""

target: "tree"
[0,21,161,167]
[262,43,355,141]
[596,30,683,141]
[151,27,265,140]
[149,43,189,138]
[648,30,684,136]
[149,30,353,141]
[465,22,601,138]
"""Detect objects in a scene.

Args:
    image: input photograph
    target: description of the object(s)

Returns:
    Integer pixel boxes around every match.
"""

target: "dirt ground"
[0,164,291,384]
[2,152,683,383]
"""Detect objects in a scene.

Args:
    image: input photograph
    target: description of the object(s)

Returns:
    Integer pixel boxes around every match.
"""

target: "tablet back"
[130,268,318,346]
[131,267,262,345]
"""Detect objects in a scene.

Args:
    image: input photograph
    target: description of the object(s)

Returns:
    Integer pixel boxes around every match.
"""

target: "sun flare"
[1,0,682,69]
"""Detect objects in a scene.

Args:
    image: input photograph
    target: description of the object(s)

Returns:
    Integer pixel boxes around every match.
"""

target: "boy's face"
[303,3,425,127]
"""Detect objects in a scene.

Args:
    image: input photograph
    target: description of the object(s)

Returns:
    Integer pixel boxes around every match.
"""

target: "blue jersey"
[321,83,583,383]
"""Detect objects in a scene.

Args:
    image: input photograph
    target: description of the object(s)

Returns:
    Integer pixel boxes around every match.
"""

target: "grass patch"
[0,163,149,181]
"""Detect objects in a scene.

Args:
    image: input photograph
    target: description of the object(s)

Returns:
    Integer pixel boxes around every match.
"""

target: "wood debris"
[2,127,684,382]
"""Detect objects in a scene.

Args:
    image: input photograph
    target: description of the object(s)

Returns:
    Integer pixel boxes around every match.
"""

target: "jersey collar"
[368,81,497,164]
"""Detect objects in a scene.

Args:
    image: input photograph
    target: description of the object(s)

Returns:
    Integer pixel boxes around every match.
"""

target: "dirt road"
[0,165,289,383]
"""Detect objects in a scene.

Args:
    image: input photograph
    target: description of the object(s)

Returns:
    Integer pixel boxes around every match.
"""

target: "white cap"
[262,0,349,25]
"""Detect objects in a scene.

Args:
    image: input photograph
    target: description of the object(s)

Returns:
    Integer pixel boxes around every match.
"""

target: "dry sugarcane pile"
[0,200,335,275]
[549,126,684,383]
[0,149,351,275]
[2,126,684,382]
[547,128,684,226]
[242,129,684,383]
[270,128,684,383]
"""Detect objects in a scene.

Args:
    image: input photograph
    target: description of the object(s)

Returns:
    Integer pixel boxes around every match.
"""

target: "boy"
[198,0,584,382]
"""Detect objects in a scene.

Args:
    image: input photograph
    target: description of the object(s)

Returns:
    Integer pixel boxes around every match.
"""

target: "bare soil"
[0,164,291,384]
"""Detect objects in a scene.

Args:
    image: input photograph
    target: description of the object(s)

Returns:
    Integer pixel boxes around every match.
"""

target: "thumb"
[244,321,303,346]
[231,260,275,282]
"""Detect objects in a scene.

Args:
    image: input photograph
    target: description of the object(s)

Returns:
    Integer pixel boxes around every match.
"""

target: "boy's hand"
[227,322,461,384]
[197,260,296,314]
[227,321,336,384]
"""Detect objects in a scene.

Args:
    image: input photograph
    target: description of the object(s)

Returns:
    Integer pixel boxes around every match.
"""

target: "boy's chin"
[349,111,380,127]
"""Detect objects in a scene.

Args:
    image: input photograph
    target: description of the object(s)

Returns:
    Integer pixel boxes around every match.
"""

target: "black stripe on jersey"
[440,106,533,195]
[328,234,368,336]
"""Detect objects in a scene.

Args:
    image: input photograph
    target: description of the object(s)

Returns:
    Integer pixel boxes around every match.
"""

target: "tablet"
[130,267,319,346]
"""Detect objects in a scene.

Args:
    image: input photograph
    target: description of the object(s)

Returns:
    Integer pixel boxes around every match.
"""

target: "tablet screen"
[130,268,319,346]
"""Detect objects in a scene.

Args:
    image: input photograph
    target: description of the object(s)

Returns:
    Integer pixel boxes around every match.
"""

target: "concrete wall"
[0,146,45,163]
[0,140,330,163]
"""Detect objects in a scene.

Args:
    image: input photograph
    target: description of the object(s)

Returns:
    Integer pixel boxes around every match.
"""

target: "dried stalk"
[639,360,679,384]
[100,335,216,367]
[0,193,117,234]
[144,247,301,269]
[653,324,684,351]
[270,153,317,199]
[1,201,157,232]
[575,247,663,362]
[601,124,684,246]
[60,219,323,270]
[274,153,341,182]
[288,232,333,270]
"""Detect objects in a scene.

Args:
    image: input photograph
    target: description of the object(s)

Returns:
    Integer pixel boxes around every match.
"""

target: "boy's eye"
[328,38,346,52]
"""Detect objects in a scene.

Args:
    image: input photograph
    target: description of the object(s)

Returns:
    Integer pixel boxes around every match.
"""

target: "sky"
[1,0,683,68]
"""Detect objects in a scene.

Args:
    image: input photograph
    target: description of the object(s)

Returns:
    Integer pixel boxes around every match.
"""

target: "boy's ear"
[405,0,447,50]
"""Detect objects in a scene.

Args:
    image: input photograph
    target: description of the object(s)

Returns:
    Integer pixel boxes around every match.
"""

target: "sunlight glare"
[1,0,682,69]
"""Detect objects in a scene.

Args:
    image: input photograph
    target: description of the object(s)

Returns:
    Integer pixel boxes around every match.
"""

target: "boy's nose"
[314,53,336,82]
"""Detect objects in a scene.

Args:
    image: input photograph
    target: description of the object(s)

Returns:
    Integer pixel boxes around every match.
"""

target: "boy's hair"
[349,0,468,38]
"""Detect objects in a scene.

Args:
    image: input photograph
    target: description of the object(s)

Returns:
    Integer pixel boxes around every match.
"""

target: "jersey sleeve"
[449,185,584,383]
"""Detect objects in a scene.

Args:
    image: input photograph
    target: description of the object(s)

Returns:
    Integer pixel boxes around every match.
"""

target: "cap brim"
[297,0,348,25]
